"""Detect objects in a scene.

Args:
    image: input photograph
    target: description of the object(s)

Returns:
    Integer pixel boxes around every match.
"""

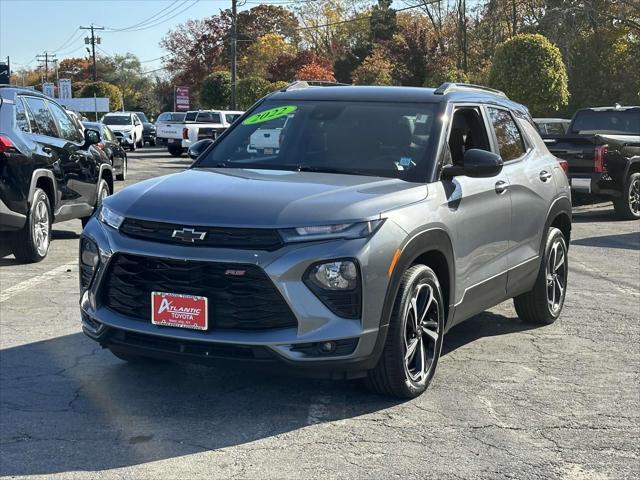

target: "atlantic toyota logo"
[171,227,207,242]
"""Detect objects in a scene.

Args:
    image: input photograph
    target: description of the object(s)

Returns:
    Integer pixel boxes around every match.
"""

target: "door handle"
[539,170,553,182]
[42,146,52,154]
[495,180,509,194]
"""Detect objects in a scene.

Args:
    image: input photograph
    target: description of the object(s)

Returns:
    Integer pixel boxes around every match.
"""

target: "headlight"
[98,205,125,229]
[304,259,361,318]
[280,219,384,243]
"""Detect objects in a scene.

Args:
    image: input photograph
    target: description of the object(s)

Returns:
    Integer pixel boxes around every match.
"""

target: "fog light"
[80,237,100,290]
[319,341,336,353]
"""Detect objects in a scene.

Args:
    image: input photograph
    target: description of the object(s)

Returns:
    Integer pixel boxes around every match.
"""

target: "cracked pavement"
[1,148,639,479]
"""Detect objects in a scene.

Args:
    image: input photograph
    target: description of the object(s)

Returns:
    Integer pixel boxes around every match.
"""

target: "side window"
[47,101,84,143]
[15,97,32,132]
[488,107,526,161]
[157,113,168,122]
[23,97,58,137]
[447,106,491,166]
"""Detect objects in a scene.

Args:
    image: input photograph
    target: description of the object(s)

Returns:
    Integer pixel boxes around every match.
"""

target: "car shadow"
[571,208,620,223]
[442,311,538,355]
[572,231,640,251]
[52,229,81,240]
[1,311,537,476]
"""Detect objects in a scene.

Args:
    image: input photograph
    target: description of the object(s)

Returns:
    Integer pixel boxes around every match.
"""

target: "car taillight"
[558,159,569,176]
[182,127,189,140]
[96,142,105,149]
[594,144,608,173]
[0,135,15,153]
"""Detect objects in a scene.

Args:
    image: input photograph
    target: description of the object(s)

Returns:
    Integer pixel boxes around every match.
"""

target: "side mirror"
[188,138,214,160]
[442,149,503,179]
[84,128,101,146]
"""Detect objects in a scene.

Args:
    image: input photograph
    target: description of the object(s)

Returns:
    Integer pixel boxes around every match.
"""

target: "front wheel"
[514,227,568,325]
[11,188,51,263]
[366,265,444,398]
[168,145,184,157]
[613,172,640,220]
[116,157,127,181]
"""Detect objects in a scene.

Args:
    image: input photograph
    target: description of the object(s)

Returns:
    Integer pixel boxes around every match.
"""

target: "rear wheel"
[81,179,110,228]
[128,141,136,152]
[514,227,568,324]
[11,188,51,263]
[149,139,156,147]
[168,145,184,157]
[613,172,640,220]
[365,265,444,398]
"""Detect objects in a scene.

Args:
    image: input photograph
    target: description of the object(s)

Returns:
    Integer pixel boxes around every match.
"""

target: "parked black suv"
[0,86,113,262]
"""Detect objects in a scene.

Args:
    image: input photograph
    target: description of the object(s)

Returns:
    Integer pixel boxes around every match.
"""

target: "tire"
[81,179,110,228]
[129,141,136,152]
[11,188,51,263]
[149,139,156,147]
[168,145,184,157]
[365,265,445,399]
[116,157,127,181]
[613,172,640,220]
[137,137,144,148]
[514,227,568,325]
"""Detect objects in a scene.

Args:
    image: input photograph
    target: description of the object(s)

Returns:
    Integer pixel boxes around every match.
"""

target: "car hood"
[107,125,133,132]
[105,168,427,228]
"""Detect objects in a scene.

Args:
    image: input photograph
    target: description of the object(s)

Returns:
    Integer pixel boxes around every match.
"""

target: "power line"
[103,0,201,33]
[104,0,185,32]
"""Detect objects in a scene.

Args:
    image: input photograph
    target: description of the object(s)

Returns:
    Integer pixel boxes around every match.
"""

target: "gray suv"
[80,83,571,398]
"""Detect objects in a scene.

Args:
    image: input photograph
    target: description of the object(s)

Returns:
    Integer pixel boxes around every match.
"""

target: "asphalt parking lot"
[1,147,638,480]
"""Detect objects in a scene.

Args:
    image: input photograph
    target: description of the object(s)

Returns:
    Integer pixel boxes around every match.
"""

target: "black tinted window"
[488,108,526,161]
[197,112,221,123]
[15,97,31,132]
[23,97,58,137]
[571,109,640,135]
[48,101,83,142]
[185,112,197,122]
[135,112,149,122]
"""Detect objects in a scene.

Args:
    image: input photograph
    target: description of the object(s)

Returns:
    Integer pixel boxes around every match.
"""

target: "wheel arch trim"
[28,169,58,209]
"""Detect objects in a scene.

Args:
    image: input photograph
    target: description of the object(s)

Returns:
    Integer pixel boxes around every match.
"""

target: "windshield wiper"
[296,165,365,176]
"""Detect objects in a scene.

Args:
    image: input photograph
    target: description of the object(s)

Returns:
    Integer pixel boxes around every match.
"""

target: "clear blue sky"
[0,0,241,72]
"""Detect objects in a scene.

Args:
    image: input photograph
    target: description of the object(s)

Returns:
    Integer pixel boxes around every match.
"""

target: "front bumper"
[79,217,404,376]
[0,198,26,231]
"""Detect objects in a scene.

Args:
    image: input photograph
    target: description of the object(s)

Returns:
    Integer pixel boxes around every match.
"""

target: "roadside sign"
[58,79,72,99]
[43,82,55,97]
[175,86,189,111]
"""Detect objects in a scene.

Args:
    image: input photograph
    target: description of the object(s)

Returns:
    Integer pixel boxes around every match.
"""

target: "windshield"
[196,100,438,181]
[103,115,131,126]
[571,109,640,135]
[135,112,149,122]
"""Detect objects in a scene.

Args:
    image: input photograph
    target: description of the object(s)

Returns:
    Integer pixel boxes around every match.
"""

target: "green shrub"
[200,71,232,109]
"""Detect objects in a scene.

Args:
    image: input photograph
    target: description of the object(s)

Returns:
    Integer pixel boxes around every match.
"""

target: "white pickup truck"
[155,111,187,156]
[181,110,244,153]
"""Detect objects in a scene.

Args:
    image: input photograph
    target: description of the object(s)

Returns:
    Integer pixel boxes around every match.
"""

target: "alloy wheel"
[32,198,50,257]
[546,239,567,315]
[629,177,640,215]
[403,283,440,382]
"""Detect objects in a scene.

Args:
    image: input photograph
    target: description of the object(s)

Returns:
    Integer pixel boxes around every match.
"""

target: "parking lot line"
[0,262,77,303]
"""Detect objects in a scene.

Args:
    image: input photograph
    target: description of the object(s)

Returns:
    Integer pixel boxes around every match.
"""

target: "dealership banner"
[42,82,55,98]
[175,86,189,111]
[58,79,72,99]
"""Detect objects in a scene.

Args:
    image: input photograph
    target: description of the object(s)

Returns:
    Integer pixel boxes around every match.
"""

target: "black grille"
[101,254,297,330]
[107,329,275,360]
[120,218,284,251]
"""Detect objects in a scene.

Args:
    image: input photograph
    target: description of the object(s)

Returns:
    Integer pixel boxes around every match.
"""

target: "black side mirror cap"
[442,149,503,179]
[187,138,214,160]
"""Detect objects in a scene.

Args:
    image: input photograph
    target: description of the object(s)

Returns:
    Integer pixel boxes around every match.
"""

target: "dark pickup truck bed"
[544,106,640,220]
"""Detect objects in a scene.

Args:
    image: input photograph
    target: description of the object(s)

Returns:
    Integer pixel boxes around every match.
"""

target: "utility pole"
[36,52,56,82]
[80,24,104,82]
[230,0,237,110]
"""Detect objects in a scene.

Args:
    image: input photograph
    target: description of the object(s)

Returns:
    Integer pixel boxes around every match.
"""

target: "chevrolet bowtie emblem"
[171,228,207,242]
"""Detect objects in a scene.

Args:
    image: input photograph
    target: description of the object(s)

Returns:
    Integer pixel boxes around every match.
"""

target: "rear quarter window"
[15,97,32,132]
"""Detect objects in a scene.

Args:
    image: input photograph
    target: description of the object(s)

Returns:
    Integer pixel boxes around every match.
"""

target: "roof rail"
[281,80,349,92]
[434,82,507,98]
